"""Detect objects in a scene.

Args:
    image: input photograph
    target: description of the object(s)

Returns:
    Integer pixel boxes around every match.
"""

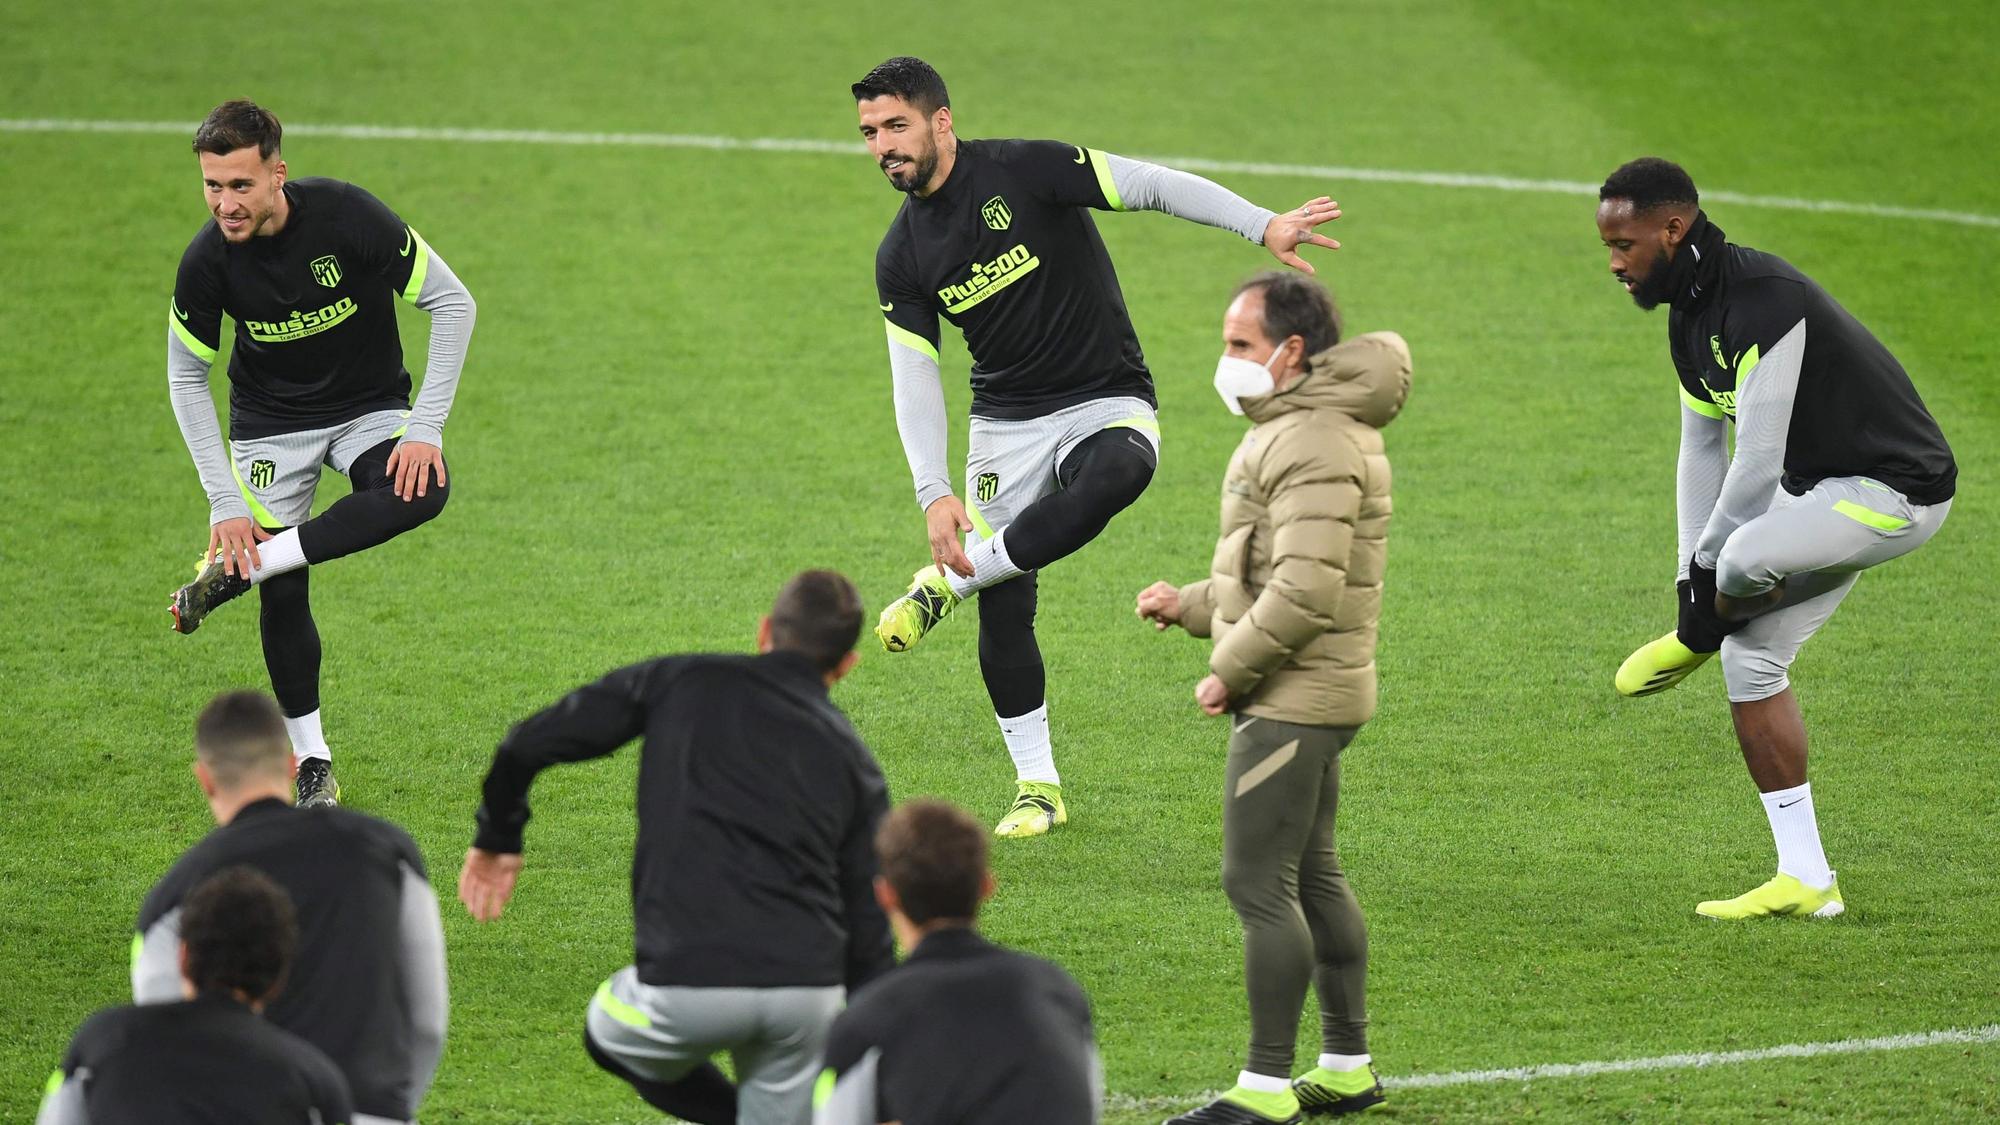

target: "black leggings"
[260,437,450,716]
[977,427,1155,719]
[584,1028,736,1124]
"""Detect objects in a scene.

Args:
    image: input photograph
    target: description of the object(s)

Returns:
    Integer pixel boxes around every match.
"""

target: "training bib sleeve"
[344,184,421,294]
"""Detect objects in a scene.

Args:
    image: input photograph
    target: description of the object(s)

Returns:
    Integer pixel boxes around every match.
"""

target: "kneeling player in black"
[855,56,1342,836]
[38,866,353,1125]
[165,99,476,807]
[815,800,1100,1125]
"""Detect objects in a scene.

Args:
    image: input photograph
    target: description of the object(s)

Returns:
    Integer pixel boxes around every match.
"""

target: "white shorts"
[1717,475,1952,702]
[963,396,1160,543]
[227,409,411,528]
[584,966,843,1125]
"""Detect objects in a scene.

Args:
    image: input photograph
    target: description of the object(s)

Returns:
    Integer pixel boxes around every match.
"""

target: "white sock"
[249,528,308,585]
[284,710,331,763]
[997,704,1058,784]
[1319,1052,1371,1071]
[947,530,1024,599]
[1236,1070,1289,1094]
[1760,782,1833,889]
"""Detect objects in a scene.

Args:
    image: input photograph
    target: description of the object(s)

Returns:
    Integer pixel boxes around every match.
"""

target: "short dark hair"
[875,800,987,925]
[1235,271,1342,360]
[768,570,864,673]
[852,57,950,115]
[195,690,292,787]
[193,99,283,160]
[1599,157,1699,214]
[181,866,297,1003]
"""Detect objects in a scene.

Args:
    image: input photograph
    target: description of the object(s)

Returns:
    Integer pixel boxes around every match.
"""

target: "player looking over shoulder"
[1597,157,1956,920]
[164,100,476,807]
[855,56,1341,837]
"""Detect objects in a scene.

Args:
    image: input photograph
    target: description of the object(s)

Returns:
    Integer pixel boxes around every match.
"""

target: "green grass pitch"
[2,2,1996,1121]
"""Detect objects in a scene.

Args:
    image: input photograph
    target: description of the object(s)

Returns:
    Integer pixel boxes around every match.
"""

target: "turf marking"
[1108,1023,2000,1112]
[5,117,1999,230]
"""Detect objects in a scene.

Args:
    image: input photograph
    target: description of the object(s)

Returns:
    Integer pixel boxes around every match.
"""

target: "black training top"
[172,177,423,439]
[45,995,353,1125]
[875,138,1155,419]
[817,928,1101,1125]
[136,800,438,1121]
[474,650,896,991]
[1666,213,1956,504]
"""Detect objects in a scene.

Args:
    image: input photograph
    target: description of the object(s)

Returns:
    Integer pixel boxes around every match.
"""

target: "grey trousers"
[585,967,844,1125]
[1221,715,1368,1076]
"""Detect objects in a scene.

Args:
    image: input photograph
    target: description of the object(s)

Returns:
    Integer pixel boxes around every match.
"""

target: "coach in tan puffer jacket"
[1135,271,1410,1112]
[1165,319,1409,725]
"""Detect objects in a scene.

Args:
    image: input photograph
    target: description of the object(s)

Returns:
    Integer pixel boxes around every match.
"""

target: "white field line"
[1106,1023,2000,1113]
[5,117,1999,230]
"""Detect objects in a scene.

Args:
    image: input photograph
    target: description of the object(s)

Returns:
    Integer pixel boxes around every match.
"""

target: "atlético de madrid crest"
[310,255,342,288]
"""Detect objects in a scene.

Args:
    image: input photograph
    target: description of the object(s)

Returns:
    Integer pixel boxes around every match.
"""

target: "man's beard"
[888,143,938,195]
[1629,254,1679,311]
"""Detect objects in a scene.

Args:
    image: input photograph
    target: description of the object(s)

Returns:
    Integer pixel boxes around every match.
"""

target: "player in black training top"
[815,800,1100,1125]
[1597,158,1955,920]
[134,690,448,1124]
[39,866,354,1125]
[164,100,477,808]
[855,56,1343,838]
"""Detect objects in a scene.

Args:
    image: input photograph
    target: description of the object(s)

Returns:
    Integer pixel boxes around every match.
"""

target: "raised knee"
[1716,535,1774,598]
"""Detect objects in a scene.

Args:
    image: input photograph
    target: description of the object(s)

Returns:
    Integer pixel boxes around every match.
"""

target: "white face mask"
[1212,343,1287,416]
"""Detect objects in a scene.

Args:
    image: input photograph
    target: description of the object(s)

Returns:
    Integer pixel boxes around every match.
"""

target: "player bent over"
[855,56,1341,836]
[165,100,475,807]
[1597,158,1955,919]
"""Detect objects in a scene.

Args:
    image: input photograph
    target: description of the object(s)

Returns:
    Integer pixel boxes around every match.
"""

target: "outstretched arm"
[1105,153,1340,273]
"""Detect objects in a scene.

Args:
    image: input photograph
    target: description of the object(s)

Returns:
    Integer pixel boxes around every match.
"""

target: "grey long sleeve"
[1695,318,1806,571]
[889,337,954,511]
[396,862,449,1113]
[167,337,250,525]
[400,248,476,449]
[131,908,183,1004]
[1675,404,1728,580]
[1105,153,1277,243]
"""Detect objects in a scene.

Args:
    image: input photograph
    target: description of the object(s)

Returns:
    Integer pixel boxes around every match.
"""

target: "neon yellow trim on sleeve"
[169,302,218,364]
[885,320,939,362]
[1679,382,1725,419]
[45,1069,63,1097]
[1736,342,1761,382]
[593,979,650,1028]
[130,932,144,974]
[1832,499,1910,532]
[1086,148,1125,211]
[399,228,434,304]
[227,444,287,529]
[813,1068,837,1109]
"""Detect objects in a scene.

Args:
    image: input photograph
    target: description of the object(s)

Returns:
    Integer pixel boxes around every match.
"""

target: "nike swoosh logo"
[172,299,189,322]
[879,301,894,312]
[1072,146,1088,165]
[400,229,414,257]
[1777,798,1803,809]
[1232,716,1258,733]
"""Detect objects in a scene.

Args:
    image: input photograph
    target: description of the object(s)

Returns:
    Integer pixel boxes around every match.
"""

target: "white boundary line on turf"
[1106,1024,2000,1112]
[5,117,1999,230]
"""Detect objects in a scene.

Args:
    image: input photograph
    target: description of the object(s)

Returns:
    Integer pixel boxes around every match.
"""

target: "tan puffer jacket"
[1178,331,1411,726]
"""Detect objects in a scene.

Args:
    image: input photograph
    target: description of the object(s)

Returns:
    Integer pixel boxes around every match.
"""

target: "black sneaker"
[296,758,340,808]
[1291,1064,1385,1116]
[1163,1098,1301,1125]
[169,555,251,635]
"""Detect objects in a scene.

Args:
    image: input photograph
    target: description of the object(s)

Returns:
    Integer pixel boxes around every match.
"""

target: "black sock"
[584,1029,737,1124]
[297,437,450,564]
[1002,427,1155,570]
[978,572,1045,718]
[258,567,321,716]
